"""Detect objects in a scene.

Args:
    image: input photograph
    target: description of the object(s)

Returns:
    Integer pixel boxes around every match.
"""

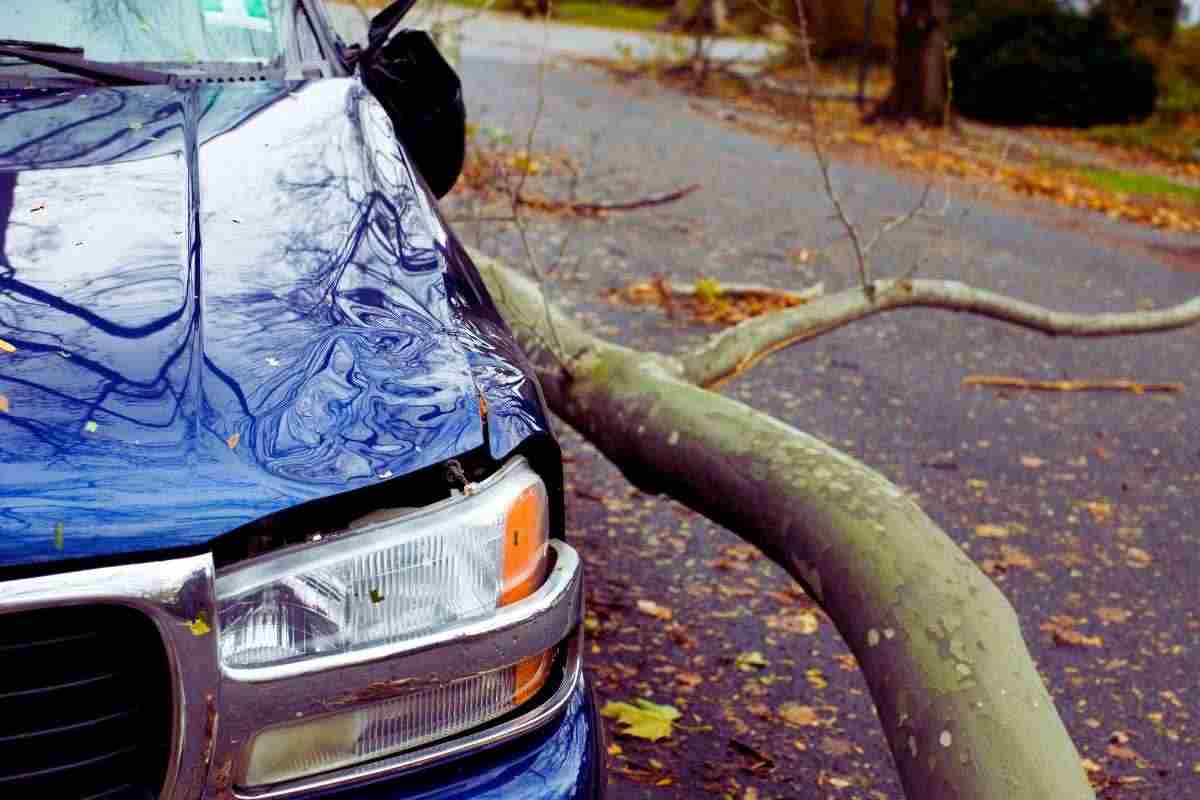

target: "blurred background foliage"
[477,0,1200,140]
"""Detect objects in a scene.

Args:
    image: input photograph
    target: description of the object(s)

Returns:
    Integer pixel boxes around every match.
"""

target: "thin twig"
[790,0,871,293]
[863,181,934,257]
[502,5,569,365]
[962,376,1184,394]
[517,183,702,215]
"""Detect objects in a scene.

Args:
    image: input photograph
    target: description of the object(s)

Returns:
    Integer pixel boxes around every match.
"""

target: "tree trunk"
[870,0,949,124]
[472,251,1100,800]
[665,0,727,33]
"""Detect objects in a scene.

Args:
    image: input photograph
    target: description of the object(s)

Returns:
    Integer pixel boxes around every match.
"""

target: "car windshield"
[0,0,287,66]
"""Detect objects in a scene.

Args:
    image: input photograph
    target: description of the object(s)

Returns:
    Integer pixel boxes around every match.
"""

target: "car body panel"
[0,78,550,569]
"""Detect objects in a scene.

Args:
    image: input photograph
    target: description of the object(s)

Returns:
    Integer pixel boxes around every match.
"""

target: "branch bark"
[472,250,1097,800]
[681,278,1200,386]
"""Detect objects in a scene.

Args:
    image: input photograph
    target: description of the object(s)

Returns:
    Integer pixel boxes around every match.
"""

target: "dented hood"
[0,80,548,570]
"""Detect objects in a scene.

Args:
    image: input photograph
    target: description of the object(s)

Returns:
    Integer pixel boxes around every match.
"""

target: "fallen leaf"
[1054,628,1102,648]
[0,394,8,413]
[226,431,240,450]
[1084,500,1113,523]
[766,609,820,635]
[723,543,760,561]
[54,522,64,551]
[601,698,680,741]
[736,651,769,671]
[974,523,1009,539]
[1020,455,1046,468]
[0,338,15,353]
[1096,607,1132,625]
[1081,758,1103,773]
[820,736,855,757]
[729,738,775,773]
[1106,744,1139,761]
[1124,547,1152,568]
[636,599,673,621]
[805,668,828,690]
[188,613,212,637]
[747,702,773,719]
[982,544,1035,574]
[83,420,98,433]
[778,703,822,727]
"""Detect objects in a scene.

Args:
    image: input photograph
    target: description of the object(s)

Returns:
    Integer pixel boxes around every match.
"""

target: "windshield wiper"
[0,43,171,86]
[0,38,85,54]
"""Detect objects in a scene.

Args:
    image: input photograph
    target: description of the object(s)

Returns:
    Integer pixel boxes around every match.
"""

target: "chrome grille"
[0,605,171,800]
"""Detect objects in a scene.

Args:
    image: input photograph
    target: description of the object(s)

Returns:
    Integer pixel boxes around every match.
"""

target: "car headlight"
[213,458,578,791]
[216,462,549,669]
[240,648,556,787]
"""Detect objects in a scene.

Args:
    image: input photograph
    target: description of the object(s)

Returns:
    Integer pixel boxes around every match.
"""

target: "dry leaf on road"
[601,698,681,741]
[636,599,674,620]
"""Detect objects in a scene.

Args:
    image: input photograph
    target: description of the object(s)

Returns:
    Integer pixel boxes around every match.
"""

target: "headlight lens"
[242,647,558,787]
[216,460,550,670]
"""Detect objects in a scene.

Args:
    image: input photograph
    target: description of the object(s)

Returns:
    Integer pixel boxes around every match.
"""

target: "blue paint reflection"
[0,79,549,568]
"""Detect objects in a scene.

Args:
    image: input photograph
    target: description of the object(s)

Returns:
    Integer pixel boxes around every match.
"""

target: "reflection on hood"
[0,79,546,569]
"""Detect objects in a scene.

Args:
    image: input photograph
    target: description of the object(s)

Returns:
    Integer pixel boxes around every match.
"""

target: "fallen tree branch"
[566,183,701,213]
[963,375,1185,394]
[472,250,1095,800]
[516,183,701,215]
[664,279,823,302]
[682,278,1200,386]
[607,278,823,304]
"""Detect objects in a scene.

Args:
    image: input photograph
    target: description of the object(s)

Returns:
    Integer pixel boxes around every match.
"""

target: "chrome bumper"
[0,539,585,800]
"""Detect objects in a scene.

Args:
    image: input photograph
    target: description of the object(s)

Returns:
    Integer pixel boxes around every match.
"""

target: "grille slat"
[0,709,133,744]
[0,630,101,653]
[80,784,138,800]
[0,670,120,701]
[0,745,139,784]
[0,606,171,800]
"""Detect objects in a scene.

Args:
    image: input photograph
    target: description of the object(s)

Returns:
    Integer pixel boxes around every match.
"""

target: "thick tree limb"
[472,250,1095,800]
[681,278,1200,386]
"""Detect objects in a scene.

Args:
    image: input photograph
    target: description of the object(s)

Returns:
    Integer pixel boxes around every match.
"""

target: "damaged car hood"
[0,79,548,570]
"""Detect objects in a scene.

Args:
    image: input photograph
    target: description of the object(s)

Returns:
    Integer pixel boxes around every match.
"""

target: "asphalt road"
[340,8,1200,798]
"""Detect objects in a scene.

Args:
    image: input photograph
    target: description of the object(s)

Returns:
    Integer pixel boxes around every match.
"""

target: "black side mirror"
[360,6,466,199]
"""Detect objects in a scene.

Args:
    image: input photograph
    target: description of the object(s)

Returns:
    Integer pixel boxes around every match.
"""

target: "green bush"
[950,0,1060,40]
[950,10,1158,127]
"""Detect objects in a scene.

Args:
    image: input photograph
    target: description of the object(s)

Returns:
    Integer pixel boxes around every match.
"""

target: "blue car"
[0,1,603,799]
